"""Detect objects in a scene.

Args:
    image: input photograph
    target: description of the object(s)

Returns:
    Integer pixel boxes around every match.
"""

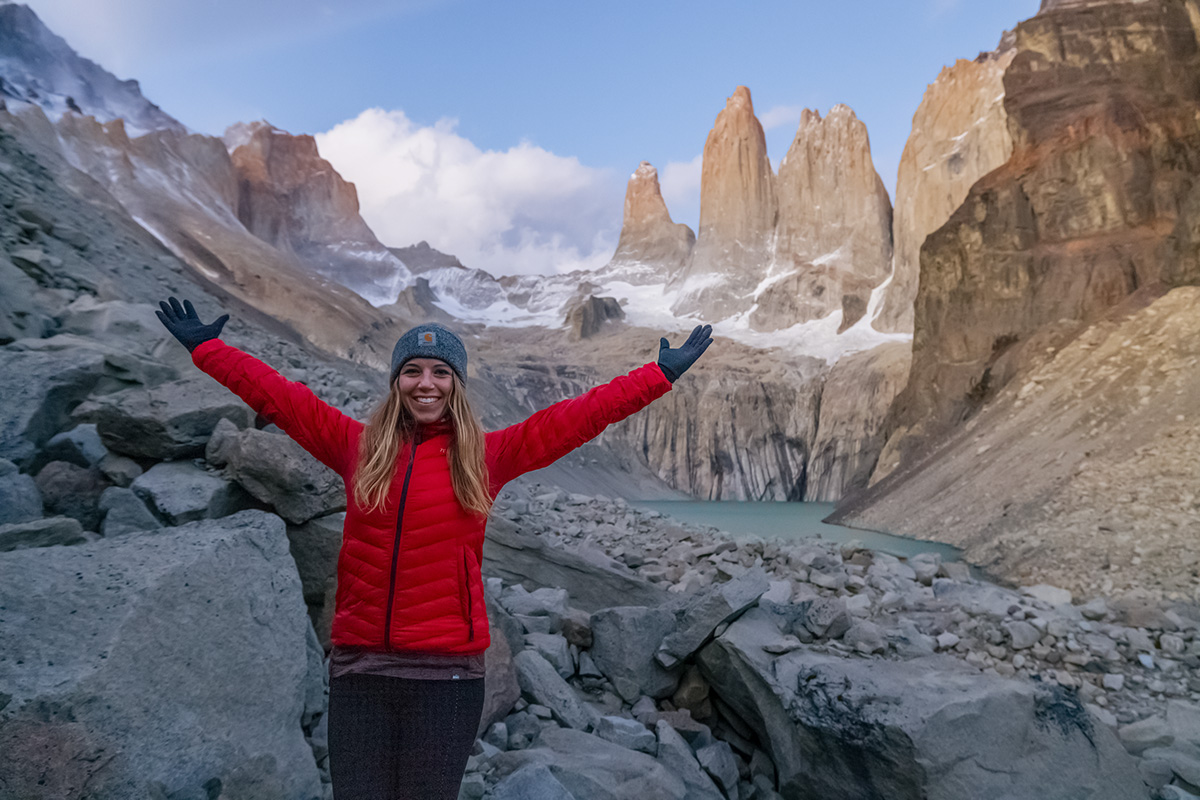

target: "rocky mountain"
[872,46,1016,333]
[608,161,695,278]
[836,0,1200,596]
[0,2,184,136]
[224,121,412,305]
[758,105,893,333]
[670,87,777,321]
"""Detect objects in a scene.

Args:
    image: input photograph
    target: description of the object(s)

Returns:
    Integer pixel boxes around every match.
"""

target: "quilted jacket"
[192,339,672,655]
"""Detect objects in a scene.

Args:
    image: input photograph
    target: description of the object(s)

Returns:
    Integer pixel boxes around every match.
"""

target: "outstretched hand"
[156,297,229,352]
[657,324,713,383]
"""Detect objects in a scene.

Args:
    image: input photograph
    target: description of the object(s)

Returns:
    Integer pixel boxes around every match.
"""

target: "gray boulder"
[35,460,109,530]
[0,255,55,344]
[654,719,726,800]
[513,650,598,732]
[490,763,578,800]
[501,585,570,618]
[73,374,253,460]
[590,606,680,702]
[211,425,344,525]
[804,596,853,639]
[0,458,42,524]
[0,516,87,551]
[657,567,769,668]
[0,511,325,800]
[286,512,344,602]
[491,727,686,800]
[484,516,668,611]
[132,461,254,525]
[525,632,575,679]
[98,486,162,537]
[595,715,656,754]
[480,603,522,736]
[39,423,108,469]
[0,337,173,468]
[696,608,1146,800]
[695,740,740,799]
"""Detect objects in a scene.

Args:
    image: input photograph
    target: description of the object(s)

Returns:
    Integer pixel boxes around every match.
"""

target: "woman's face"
[395,358,454,425]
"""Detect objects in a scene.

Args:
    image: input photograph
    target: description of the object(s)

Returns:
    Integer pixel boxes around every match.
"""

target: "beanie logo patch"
[420,331,436,346]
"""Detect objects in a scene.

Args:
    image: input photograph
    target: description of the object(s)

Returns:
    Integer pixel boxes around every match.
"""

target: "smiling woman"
[154,297,712,800]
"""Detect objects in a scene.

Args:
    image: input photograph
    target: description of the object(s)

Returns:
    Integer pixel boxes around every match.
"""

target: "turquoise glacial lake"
[634,501,962,562]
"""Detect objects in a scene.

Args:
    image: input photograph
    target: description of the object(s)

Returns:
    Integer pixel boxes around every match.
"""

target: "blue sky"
[22,0,1041,275]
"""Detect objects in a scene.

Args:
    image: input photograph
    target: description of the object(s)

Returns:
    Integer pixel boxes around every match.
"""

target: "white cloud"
[658,154,703,230]
[758,104,806,131]
[315,108,621,277]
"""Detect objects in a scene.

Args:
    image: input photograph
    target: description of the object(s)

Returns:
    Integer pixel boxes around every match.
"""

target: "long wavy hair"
[353,372,492,518]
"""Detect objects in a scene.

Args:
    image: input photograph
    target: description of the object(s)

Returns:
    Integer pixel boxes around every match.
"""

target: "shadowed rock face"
[759,106,893,333]
[671,87,777,320]
[873,48,1015,333]
[224,121,411,305]
[609,162,694,276]
[886,0,1200,457]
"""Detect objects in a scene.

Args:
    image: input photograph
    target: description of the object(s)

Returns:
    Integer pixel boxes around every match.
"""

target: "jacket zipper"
[462,549,475,642]
[383,430,421,651]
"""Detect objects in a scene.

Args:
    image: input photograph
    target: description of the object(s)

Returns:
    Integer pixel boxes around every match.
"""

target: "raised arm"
[157,297,360,476]
[485,325,712,491]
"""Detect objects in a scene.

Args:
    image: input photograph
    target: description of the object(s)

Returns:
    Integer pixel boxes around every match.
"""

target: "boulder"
[484,516,668,611]
[0,511,325,800]
[513,650,598,732]
[803,596,853,640]
[0,255,55,344]
[489,763,577,800]
[590,606,680,702]
[525,633,574,679]
[654,719,725,800]
[0,516,87,551]
[0,457,42,524]
[696,608,1146,800]
[0,337,172,468]
[285,512,344,602]
[490,726,687,800]
[213,426,345,525]
[98,487,162,537]
[480,607,522,736]
[39,423,108,469]
[35,460,109,530]
[132,461,254,525]
[656,567,769,668]
[73,374,254,460]
[695,740,740,799]
[501,585,570,619]
[595,715,656,754]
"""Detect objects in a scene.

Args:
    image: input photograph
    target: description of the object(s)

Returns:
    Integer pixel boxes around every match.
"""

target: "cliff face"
[608,162,694,277]
[224,121,411,306]
[880,0,1200,467]
[873,48,1015,334]
[757,105,893,333]
[670,87,777,320]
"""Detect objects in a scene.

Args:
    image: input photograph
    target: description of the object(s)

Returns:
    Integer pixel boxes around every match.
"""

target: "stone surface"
[73,374,254,460]
[657,567,769,667]
[35,460,108,530]
[285,512,344,602]
[0,511,325,800]
[590,606,679,702]
[215,426,345,525]
[0,515,87,551]
[697,608,1145,800]
[695,740,740,799]
[131,460,253,525]
[513,650,598,732]
[0,458,42,524]
[564,295,625,341]
[525,632,574,680]
[98,486,162,537]
[489,763,577,800]
[595,715,656,754]
[654,719,726,800]
[39,423,107,469]
[490,726,686,800]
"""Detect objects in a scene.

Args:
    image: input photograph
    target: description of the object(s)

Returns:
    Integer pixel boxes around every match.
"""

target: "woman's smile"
[397,358,454,424]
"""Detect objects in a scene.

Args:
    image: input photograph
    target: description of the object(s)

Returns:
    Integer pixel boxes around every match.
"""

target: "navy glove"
[657,324,713,383]
[156,297,229,352]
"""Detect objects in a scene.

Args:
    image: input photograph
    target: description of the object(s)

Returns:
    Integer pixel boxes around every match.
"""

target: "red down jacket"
[192,339,672,655]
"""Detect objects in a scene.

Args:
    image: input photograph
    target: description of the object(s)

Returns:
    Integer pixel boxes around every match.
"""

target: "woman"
[155,297,712,800]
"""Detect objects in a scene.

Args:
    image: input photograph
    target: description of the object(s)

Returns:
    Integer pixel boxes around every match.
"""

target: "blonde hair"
[354,373,492,518]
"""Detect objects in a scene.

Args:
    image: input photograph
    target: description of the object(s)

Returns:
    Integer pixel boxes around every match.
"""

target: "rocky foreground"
[2,338,1199,799]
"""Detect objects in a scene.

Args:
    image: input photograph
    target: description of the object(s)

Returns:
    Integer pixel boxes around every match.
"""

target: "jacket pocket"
[459,546,476,642]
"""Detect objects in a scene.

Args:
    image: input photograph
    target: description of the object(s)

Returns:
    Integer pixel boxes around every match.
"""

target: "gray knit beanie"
[390,323,467,382]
